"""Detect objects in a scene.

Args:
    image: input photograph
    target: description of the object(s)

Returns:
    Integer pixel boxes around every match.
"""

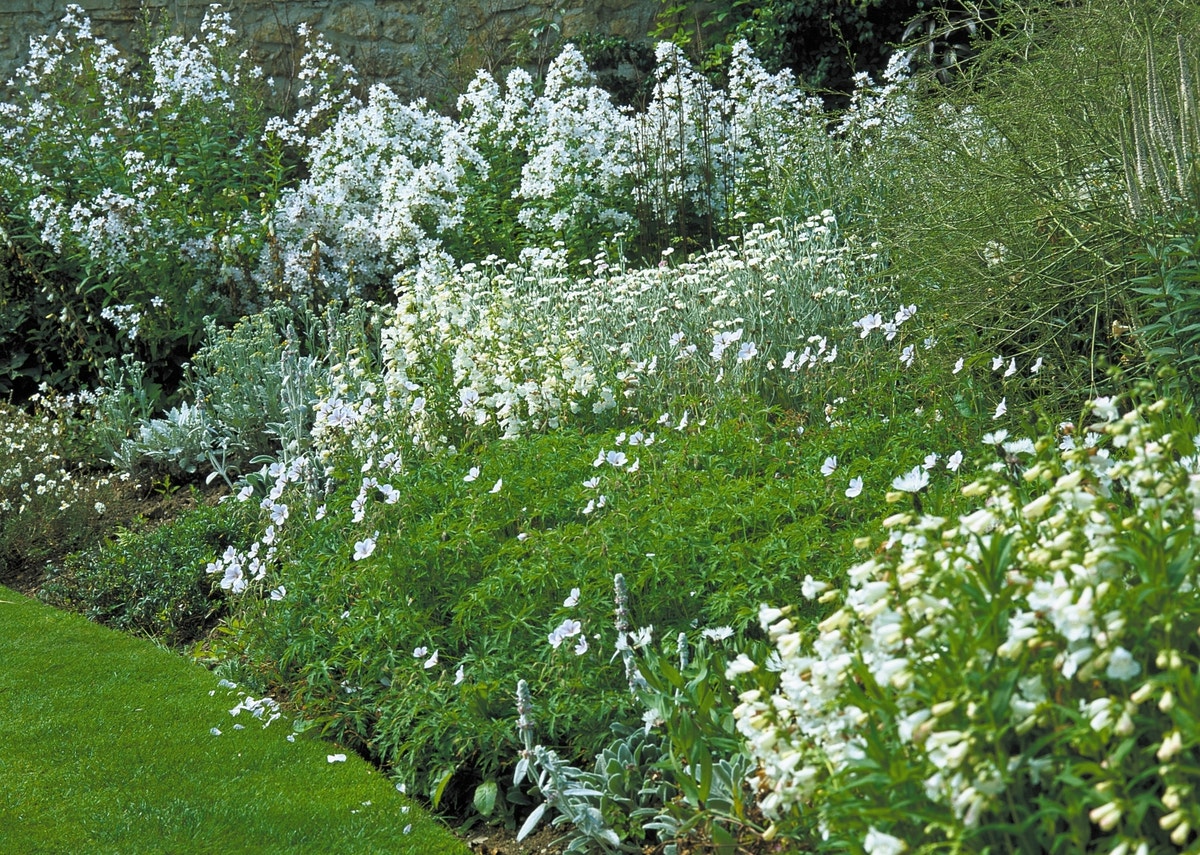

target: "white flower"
[573,635,589,655]
[237,485,254,502]
[736,341,758,362]
[1003,357,1017,377]
[982,429,1008,446]
[563,587,581,608]
[854,313,883,338]
[269,586,286,601]
[549,618,583,648]
[412,646,428,659]
[702,626,734,641]
[489,478,503,494]
[328,754,347,763]
[1106,646,1141,681]
[899,344,915,366]
[892,466,929,493]
[846,476,864,498]
[864,827,907,855]
[821,455,838,476]
[993,398,1007,420]
[922,452,939,470]
[952,357,964,374]
[582,477,600,489]
[353,533,378,561]
[454,665,465,685]
[606,450,628,467]
[725,654,757,677]
[1092,396,1120,422]
[991,355,1004,371]
[947,450,964,471]
[464,466,480,482]
[423,650,439,668]
[1030,356,1044,374]
[801,574,830,599]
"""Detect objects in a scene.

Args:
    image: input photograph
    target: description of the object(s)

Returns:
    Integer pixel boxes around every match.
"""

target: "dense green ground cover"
[0,585,466,854]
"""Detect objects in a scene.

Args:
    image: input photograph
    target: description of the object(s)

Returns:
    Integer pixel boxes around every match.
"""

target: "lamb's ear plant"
[731,391,1200,852]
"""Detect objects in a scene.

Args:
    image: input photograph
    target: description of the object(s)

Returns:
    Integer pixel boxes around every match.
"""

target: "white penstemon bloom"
[730,396,1197,846]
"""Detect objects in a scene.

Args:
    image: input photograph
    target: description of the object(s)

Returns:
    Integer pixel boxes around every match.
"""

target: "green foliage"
[39,495,258,646]
[847,0,1200,403]
[1131,222,1200,400]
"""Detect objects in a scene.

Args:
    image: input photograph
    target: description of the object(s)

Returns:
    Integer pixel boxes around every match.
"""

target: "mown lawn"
[0,585,468,855]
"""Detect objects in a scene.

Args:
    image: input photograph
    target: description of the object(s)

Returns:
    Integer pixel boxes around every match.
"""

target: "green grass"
[0,585,468,855]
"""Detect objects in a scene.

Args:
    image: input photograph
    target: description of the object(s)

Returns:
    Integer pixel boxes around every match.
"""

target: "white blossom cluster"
[0,395,129,519]
[261,85,486,297]
[731,397,1200,849]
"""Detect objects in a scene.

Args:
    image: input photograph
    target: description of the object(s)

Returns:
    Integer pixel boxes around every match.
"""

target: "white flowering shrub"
[261,85,486,298]
[0,5,289,390]
[730,395,1200,851]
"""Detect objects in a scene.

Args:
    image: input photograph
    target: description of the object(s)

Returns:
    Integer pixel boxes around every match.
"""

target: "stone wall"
[1,0,661,105]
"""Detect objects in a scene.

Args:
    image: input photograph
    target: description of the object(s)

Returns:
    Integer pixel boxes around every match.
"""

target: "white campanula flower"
[270,502,288,525]
[237,484,254,502]
[737,341,758,362]
[900,344,915,367]
[582,476,600,489]
[573,635,588,655]
[821,455,838,476]
[327,754,347,763]
[702,626,734,641]
[269,586,286,601]
[1030,356,1044,374]
[1003,357,1017,377]
[464,466,479,482]
[412,646,428,658]
[993,398,1007,420]
[489,478,503,494]
[423,650,439,668]
[563,587,580,608]
[606,450,627,468]
[922,452,939,470]
[947,450,964,472]
[454,665,465,685]
[953,357,964,374]
[991,355,1004,371]
[315,504,327,520]
[846,476,864,498]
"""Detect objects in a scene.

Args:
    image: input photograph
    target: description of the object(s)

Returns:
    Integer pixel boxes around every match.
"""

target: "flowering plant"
[731,394,1200,852]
